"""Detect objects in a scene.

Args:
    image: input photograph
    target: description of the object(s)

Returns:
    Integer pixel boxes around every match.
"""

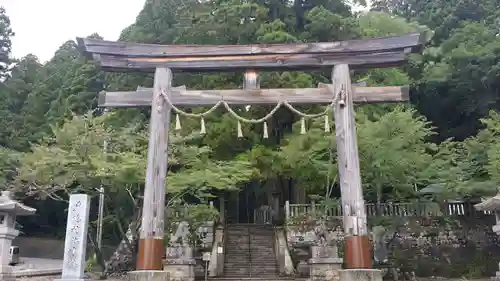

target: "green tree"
[0,55,44,149]
[0,6,14,79]
[412,22,500,141]
[0,147,20,191]
[277,107,460,203]
[455,111,500,196]
[16,112,254,201]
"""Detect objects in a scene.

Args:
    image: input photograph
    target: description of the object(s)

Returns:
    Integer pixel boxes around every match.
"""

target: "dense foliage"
[1,0,500,252]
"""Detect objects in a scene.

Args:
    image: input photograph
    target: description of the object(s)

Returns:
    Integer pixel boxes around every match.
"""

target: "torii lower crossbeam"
[99,85,408,107]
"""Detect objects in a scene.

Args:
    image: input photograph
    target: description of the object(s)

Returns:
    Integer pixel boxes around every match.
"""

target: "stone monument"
[309,223,343,281]
[55,194,91,281]
[475,188,500,281]
[0,190,36,281]
[163,222,196,281]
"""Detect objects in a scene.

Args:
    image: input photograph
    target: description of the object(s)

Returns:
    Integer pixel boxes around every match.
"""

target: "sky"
[2,0,370,63]
[2,0,145,62]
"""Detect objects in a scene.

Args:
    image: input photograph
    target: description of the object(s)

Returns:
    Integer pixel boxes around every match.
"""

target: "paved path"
[10,260,492,281]
[15,277,493,281]
[12,257,62,278]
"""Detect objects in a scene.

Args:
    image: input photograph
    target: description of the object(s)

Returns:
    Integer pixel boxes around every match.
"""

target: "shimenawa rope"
[159,86,345,138]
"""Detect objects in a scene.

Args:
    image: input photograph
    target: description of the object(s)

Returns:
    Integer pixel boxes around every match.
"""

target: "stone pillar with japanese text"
[54,194,91,281]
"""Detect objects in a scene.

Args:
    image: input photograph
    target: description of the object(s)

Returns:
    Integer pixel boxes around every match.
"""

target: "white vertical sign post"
[57,194,91,280]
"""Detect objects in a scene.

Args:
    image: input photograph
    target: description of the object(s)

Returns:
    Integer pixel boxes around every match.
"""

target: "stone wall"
[286,215,500,279]
[13,237,115,260]
[13,237,65,259]
[387,216,499,278]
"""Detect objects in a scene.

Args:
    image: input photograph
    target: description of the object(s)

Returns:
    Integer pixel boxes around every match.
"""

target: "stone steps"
[223,224,278,278]
[249,226,276,276]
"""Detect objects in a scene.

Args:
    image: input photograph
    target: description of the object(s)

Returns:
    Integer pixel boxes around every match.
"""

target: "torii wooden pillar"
[78,32,425,271]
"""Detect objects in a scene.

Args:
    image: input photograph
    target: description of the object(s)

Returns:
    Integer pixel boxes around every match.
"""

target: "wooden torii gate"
[78,32,425,273]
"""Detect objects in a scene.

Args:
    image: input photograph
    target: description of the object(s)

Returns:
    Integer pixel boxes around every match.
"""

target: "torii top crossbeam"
[77,32,426,72]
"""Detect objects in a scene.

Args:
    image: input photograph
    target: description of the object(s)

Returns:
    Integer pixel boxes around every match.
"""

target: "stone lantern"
[0,191,36,281]
[475,189,500,281]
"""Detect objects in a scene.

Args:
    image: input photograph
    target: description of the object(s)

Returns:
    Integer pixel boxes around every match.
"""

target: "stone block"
[164,246,196,281]
[128,270,168,281]
[309,257,343,281]
[163,261,196,281]
[297,260,309,276]
[165,246,193,259]
[311,245,340,259]
[309,246,343,281]
[0,272,14,281]
[338,269,383,281]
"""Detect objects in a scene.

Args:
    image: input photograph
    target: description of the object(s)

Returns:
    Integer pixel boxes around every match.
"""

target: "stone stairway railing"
[273,227,295,276]
[208,224,225,277]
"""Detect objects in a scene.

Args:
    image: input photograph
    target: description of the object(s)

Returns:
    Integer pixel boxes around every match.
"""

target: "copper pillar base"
[136,238,164,270]
[344,235,372,269]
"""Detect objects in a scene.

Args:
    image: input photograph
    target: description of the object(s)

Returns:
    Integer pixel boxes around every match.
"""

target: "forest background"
[1,0,500,252]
